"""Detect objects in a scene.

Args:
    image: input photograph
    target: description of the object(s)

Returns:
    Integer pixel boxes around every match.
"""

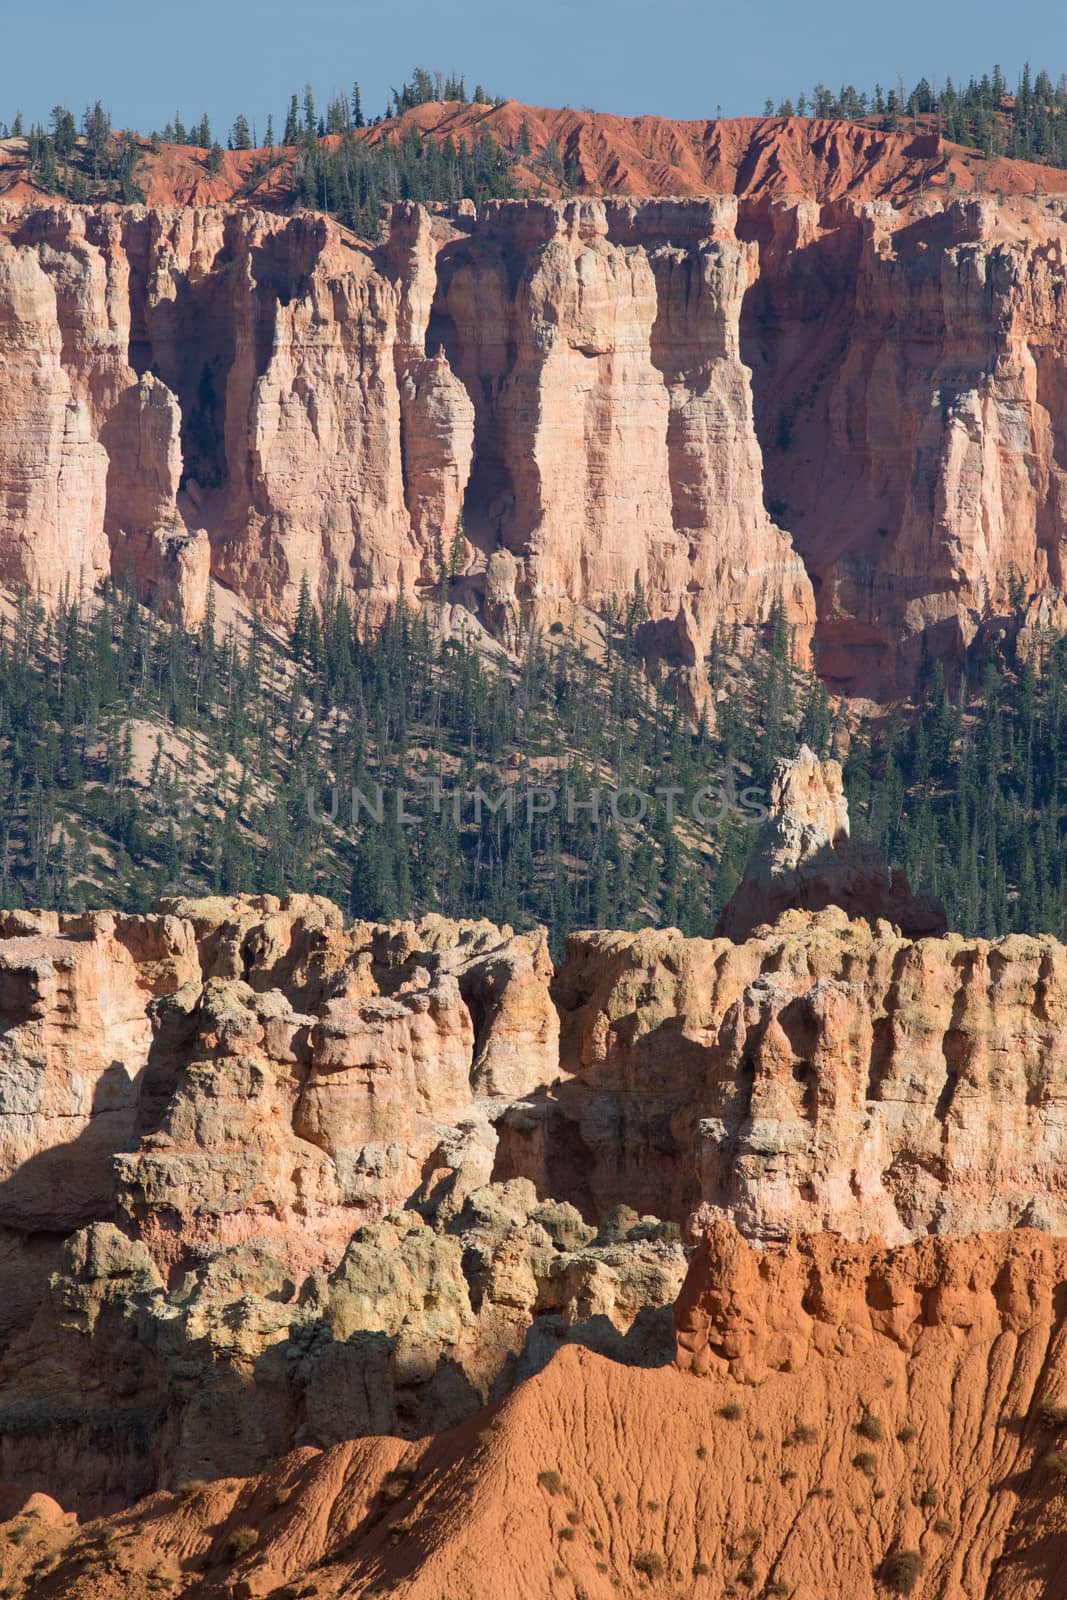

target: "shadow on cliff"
[0,991,196,1234]
[489,1013,716,1226]
[0,1062,143,1233]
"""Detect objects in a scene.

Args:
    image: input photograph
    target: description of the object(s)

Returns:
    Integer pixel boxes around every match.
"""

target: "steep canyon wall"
[3,193,1067,692]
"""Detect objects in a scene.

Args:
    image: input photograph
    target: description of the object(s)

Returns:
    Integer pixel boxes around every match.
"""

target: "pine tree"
[284,95,299,145]
[291,576,313,662]
[51,106,76,157]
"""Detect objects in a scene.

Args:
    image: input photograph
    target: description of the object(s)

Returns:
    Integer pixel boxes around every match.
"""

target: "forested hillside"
[0,582,1062,946]
[768,62,1067,166]
[10,60,1067,226]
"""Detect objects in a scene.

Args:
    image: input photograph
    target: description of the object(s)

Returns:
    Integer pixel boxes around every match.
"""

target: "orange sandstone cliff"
[0,756,1066,1587]
[0,866,1066,1508]
[2,183,1067,692]
[6,1228,1067,1597]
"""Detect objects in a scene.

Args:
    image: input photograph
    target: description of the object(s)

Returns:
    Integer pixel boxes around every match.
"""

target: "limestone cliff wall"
[2,893,1067,1502]
[3,193,1067,689]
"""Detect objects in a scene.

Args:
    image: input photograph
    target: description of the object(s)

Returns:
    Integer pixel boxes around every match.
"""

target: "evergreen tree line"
[18,102,144,202]
[288,122,519,236]
[764,62,1067,167]
[2,66,503,160]
[0,581,829,949]
[3,67,517,232]
[14,59,1067,190]
[0,576,1062,946]
[847,641,1067,938]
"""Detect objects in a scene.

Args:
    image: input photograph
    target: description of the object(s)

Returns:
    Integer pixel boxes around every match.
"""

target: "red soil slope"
[8,1226,1067,1599]
[4,103,1067,214]
[382,101,1067,203]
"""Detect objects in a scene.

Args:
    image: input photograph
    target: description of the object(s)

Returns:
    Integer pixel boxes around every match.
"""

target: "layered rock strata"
[8,1224,1067,1598]
[0,1193,683,1510]
[3,192,1067,690]
[0,864,1065,1508]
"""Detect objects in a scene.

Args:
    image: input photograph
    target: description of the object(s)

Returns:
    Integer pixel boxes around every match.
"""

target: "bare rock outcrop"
[715,744,946,940]
[675,1220,1067,1383]
[8,192,1067,692]
[505,908,1067,1242]
[11,1223,1067,1599]
[3,894,1067,1509]
[0,910,199,1229]
[0,1187,683,1508]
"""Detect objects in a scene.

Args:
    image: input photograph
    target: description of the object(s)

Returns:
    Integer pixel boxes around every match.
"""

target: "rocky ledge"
[0,753,1065,1514]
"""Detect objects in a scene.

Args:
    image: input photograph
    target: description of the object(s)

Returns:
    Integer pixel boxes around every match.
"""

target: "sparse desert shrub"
[737,1561,757,1589]
[178,1479,208,1501]
[566,1508,581,1524]
[858,1413,885,1442]
[696,1444,708,1460]
[538,1470,564,1495]
[1045,1448,1067,1477]
[896,1424,917,1444]
[693,1561,710,1576]
[781,1469,797,1482]
[783,1424,818,1447]
[645,1499,660,1511]
[380,1469,415,1502]
[719,1403,743,1421]
[272,1486,292,1508]
[633,1552,666,1579]
[880,1548,923,1595]
[1040,1401,1067,1429]
[559,1527,576,1541]
[226,1526,259,1562]
[917,1486,939,1508]
[765,1583,790,1597]
[933,1518,953,1535]
[852,1452,877,1475]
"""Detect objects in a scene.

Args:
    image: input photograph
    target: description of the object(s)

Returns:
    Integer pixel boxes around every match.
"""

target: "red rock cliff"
[2,190,1067,691]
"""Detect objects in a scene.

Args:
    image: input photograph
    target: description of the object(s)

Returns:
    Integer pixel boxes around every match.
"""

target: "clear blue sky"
[1,0,1064,135]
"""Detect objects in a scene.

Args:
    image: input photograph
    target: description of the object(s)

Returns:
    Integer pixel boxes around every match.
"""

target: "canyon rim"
[0,39,1066,1600]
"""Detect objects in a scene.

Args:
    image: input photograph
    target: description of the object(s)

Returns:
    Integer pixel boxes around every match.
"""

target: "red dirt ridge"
[4,103,1067,214]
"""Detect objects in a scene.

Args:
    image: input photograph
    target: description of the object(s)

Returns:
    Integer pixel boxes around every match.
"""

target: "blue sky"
[1,0,1064,136]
